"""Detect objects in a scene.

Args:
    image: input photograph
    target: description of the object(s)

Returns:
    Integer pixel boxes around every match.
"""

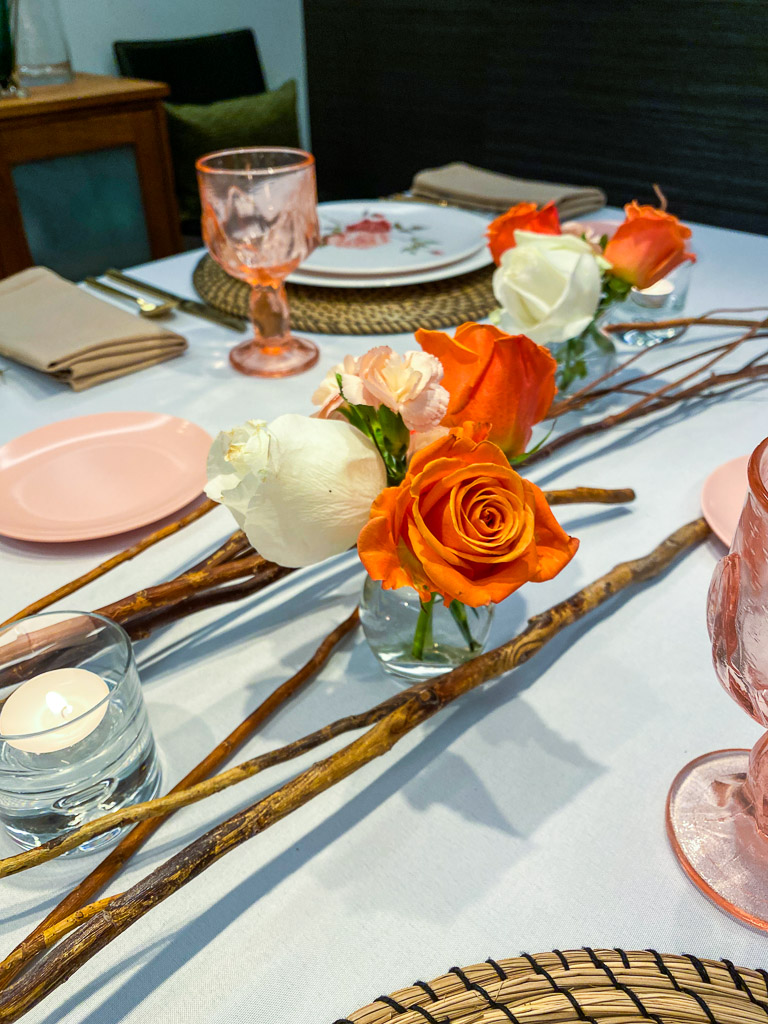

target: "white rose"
[205,414,387,568]
[492,230,607,345]
[205,420,271,529]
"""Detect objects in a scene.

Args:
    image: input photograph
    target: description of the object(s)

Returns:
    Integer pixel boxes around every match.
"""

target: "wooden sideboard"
[0,72,182,279]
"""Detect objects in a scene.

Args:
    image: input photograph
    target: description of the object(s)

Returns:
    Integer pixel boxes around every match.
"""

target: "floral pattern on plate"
[301,201,484,276]
[323,211,444,256]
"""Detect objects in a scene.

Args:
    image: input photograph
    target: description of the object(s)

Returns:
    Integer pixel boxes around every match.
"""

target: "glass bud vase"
[15,0,74,87]
[359,577,493,683]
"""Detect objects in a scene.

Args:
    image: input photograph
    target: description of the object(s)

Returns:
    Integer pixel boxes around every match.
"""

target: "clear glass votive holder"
[0,611,161,853]
[605,261,692,348]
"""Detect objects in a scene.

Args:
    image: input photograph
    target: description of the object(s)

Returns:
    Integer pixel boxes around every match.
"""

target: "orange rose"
[487,201,561,264]
[604,201,696,289]
[358,424,578,607]
[416,322,557,458]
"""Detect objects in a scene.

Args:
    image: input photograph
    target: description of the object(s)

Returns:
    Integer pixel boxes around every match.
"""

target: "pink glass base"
[229,335,319,378]
[666,748,768,931]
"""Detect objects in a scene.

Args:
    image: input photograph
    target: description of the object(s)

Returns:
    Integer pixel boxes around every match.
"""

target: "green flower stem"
[449,600,481,652]
[411,594,435,660]
[555,272,632,391]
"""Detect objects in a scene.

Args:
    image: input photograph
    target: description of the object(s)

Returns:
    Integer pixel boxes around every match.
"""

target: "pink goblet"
[196,148,320,378]
[667,435,768,929]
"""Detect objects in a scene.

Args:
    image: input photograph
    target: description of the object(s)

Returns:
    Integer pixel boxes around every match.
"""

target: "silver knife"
[105,269,246,332]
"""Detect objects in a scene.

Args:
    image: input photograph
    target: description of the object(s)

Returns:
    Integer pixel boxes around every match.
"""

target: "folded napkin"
[0,267,187,391]
[411,162,606,219]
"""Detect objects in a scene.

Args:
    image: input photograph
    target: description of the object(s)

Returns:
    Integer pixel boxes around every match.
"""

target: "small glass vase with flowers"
[206,326,579,682]
[486,195,696,389]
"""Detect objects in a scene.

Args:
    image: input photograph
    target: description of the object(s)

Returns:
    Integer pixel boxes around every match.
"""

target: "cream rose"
[205,414,387,567]
[492,230,607,345]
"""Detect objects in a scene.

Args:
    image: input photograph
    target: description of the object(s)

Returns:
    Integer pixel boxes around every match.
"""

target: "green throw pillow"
[164,79,301,223]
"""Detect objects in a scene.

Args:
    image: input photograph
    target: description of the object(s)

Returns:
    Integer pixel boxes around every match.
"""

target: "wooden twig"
[603,315,767,333]
[602,306,768,337]
[0,608,360,990]
[543,487,635,505]
[0,518,711,1022]
[550,307,768,417]
[641,363,768,406]
[529,326,768,467]
[0,564,293,695]
[121,568,294,641]
[0,900,117,988]
[550,341,739,415]
[182,530,250,574]
[0,500,217,628]
[94,552,268,623]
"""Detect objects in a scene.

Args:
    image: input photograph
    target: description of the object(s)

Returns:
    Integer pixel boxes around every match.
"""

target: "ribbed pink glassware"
[197,147,320,378]
[667,435,768,929]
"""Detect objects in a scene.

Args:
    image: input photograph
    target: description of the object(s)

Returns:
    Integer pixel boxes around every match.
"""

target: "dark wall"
[303,0,768,233]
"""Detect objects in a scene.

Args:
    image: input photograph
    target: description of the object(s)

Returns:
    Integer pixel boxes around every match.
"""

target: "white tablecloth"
[2,216,768,1024]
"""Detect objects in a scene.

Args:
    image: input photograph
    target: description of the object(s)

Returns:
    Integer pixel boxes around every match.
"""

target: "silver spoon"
[84,277,177,319]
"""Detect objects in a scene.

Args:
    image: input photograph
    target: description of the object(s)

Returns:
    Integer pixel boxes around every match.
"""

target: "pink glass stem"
[250,283,291,348]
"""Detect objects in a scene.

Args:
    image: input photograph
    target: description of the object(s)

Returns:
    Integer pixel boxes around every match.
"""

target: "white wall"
[58,0,310,144]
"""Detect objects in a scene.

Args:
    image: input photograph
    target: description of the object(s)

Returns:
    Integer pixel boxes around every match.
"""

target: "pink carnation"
[311,355,364,419]
[311,347,449,433]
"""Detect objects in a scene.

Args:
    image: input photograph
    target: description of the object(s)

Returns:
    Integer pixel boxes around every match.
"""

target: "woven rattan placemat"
[192,254,495,335]
[333,948,768,1023]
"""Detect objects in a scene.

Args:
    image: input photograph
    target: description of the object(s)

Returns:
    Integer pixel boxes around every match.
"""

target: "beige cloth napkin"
[0,267,187,391]
[411,162,606,219]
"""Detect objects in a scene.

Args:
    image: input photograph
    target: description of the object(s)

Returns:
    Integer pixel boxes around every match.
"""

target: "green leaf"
[509,423,555,465]
[589,322,616,354]
[377,405,410,455]
[338,403,369,436]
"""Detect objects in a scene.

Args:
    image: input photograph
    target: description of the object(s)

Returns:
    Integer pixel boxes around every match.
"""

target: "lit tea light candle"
[631,278,675,308]
[0,668,109,754]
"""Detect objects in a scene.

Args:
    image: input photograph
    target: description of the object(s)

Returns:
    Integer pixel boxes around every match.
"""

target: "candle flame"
[45,691,74,720]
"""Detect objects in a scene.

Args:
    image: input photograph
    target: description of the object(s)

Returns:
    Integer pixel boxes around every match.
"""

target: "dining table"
[1,210,767,1024]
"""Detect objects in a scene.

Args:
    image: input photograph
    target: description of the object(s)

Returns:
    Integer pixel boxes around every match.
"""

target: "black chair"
[113,29,266,105]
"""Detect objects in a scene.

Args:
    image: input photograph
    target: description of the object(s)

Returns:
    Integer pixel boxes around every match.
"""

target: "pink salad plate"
[0,412,212,542]
[700,454,749,547]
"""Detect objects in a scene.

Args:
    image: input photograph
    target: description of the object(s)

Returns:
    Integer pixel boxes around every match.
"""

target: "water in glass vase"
[360,577,493,682]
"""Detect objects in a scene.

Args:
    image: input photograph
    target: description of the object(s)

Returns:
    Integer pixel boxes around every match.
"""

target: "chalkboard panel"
[304,0,768,232]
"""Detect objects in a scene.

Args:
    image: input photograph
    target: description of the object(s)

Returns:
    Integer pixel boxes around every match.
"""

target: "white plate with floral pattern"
[300,200,488,277]
[289,244,493,289]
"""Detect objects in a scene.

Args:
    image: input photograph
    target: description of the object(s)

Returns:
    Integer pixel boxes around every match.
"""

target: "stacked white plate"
[288,200,493,288]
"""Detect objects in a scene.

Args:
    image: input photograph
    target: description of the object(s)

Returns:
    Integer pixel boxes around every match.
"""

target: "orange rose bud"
[487,201,561,264]
[358,423,579,608]
[416,322,557,458]
[604,201,696,289]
